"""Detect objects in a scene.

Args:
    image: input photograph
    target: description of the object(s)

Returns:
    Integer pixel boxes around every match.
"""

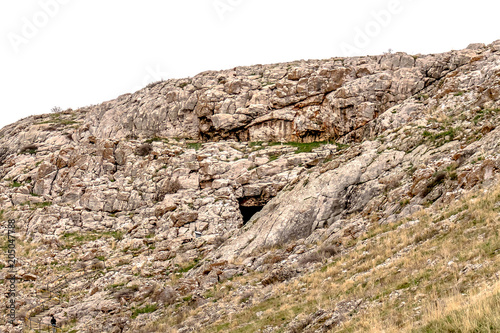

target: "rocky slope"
[0,41,499,332]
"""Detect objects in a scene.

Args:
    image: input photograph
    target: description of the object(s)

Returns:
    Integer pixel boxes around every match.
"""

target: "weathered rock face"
[0,41,500,332]
[208,40,500,259]
[4,45,484,146]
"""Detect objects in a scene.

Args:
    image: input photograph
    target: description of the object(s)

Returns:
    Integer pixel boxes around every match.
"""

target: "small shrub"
[239,291,254,303]
[319,245,340,258]
[249,141,263,148]
[413,227,440,244]
[434,128,457,141]
[164,179,180,194]
[178,258,200,273]
[154,286,178,305]
[212,236,226,249]
[182,295,193,302]
[136,143,152,156]
[10,181,22,188]
[400,198,410,207]
[263,253,285,265]
[417,94,429,101]
[302,178,309,187]
[261,267,296,285]
[113,286,139,301]
[298,252,323,265]
[20,144,38,155]
[268,153,280,161]
[0,146,9,164]
[299,245,339,265]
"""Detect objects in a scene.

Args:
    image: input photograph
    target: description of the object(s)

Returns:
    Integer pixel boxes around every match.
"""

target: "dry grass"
[104,179,499,332]
[413,281,500,332]
[193,179,500,332]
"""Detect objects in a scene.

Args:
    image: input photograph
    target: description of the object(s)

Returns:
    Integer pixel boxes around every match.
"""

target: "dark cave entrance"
[239,201,264,225]
[239,197,266,225]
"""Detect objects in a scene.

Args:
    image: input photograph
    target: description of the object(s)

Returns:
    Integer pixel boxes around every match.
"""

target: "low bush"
[20,144,38,155]
[136,143,152,156]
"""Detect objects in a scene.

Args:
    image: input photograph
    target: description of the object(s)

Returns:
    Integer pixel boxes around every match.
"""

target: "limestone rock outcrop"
[0,40,500,332]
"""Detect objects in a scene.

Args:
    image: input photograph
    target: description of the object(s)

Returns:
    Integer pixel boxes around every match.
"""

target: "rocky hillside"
[0,40,499,332]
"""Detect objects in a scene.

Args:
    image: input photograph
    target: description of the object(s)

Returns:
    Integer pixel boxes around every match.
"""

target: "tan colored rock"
[1,41,500,333]
[171,211,198,227]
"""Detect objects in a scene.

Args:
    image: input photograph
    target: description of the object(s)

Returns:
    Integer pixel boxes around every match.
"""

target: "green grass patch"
[249,141,263,147]
[214,322,230,332]
[61,230,124,247]
[35,113,79,126]
[144,137,169,144]
[131,304,158,319]
[335,142,350,150]
[177,258,201,274]
[32,201,52,209]
[422,130,433,137]
[422,127,459,146]
[267,152,281,161]
[287,141,326,153]
[186,142,203,150]
[107,282,126,290]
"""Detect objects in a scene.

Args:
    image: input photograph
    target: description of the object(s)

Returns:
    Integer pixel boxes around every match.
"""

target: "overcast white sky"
[1,0,498,129]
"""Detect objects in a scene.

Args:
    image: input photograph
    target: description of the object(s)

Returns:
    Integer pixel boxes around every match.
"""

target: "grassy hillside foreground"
[138,177,500,333]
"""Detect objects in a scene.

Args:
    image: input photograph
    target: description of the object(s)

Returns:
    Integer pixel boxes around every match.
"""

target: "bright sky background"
[1,0,499,129]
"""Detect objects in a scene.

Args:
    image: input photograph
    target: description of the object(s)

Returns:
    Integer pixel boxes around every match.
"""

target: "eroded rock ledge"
[0,41,499,332]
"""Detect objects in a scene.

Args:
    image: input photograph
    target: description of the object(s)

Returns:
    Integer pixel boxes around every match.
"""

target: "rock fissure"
[1,41,500,332]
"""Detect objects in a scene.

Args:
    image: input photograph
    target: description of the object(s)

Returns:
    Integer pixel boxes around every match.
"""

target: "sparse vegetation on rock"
[0,41,500,332]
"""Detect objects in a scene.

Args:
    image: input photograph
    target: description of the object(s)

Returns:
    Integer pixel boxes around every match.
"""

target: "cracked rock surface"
[0,41,500,332]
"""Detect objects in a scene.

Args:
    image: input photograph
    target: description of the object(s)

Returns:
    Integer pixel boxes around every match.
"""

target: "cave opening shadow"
[240,205,264,225]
